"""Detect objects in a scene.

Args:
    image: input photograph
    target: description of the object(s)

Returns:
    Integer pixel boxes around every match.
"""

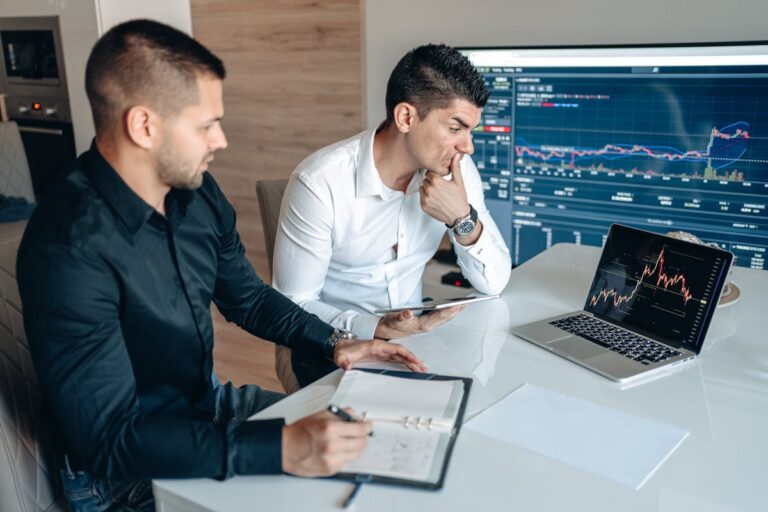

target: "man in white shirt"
[273,44,512,386]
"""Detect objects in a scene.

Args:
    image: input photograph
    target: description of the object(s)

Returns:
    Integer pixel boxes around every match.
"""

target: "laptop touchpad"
[550,338,607,359]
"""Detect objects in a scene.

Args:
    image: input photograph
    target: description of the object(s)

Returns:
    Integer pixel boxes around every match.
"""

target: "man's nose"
[211,124,228,151]
[458,133,474,155]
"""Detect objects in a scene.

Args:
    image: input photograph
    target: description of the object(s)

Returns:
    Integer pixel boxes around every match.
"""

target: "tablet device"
[374,294,501,314]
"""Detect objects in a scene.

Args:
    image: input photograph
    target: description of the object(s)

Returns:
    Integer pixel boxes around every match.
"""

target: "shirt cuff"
[225,418,285,477]
[350,313,381,340]
[449,225,492,262]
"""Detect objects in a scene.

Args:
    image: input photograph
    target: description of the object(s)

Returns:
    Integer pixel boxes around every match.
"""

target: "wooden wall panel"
[190,0,364,390]
[191,0,364,278]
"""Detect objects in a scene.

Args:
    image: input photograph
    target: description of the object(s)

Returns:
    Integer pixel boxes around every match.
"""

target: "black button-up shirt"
[17,144,333,480]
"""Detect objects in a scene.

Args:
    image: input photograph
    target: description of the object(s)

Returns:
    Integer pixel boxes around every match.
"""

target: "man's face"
[155,75,227,190]
[404,98,481,175]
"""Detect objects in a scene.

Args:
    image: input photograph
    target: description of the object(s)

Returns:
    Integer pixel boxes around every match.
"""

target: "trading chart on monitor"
[461,44,768,270]
[584,225,731,348]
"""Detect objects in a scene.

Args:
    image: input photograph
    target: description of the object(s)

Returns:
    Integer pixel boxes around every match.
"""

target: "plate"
[718,282,740,307]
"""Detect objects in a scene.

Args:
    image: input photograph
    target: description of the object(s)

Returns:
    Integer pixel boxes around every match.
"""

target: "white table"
[154,243,768,512]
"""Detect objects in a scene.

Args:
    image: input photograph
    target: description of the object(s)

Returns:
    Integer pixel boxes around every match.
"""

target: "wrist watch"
[446,204,478,237]
[323,328,358,360]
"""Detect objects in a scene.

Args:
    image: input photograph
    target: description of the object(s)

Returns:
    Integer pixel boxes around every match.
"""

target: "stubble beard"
[156,143,206,190]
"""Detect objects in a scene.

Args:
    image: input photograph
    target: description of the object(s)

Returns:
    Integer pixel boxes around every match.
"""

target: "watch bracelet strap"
[445,204,476,229]
[323,328,357,360]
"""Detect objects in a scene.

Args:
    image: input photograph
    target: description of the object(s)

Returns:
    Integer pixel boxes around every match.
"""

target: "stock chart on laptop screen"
[583,225,731,350]
[461,43,768,270]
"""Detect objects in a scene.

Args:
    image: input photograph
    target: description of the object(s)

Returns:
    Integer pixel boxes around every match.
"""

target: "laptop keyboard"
[549,314,681,365]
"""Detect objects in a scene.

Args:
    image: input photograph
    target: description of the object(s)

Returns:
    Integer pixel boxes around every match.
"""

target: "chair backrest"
[255,178,301,394]
[0,221,66,512]
[255,178,289,275]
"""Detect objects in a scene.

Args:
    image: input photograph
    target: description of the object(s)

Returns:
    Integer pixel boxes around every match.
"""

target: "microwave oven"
[0,17,68,93]
[2,27,60,85]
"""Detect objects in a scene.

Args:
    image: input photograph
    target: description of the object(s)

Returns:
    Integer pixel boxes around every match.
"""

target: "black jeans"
[60,382,285,511]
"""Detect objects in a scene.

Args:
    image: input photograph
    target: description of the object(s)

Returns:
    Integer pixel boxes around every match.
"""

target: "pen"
[342,480,363,509]
[327,404,374,436]
[327,404,358,422]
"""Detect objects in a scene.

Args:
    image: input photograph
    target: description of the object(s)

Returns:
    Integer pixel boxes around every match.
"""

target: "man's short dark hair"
[85,19,225,132]
[383,44,489,127]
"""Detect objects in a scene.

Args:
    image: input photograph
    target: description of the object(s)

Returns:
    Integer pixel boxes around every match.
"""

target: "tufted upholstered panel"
[0,220,66,512]
[0,122,35,204]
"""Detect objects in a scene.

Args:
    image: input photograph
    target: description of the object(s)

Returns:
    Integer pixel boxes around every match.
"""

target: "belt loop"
[64,454,75,479]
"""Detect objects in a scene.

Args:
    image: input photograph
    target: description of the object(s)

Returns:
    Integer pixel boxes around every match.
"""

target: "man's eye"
[450,127,460,133]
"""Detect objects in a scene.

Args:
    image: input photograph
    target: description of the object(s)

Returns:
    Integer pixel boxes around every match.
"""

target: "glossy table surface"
[154,243,767,512]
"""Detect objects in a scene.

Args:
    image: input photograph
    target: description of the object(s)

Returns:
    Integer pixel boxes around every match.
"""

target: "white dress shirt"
[272,129,511,339]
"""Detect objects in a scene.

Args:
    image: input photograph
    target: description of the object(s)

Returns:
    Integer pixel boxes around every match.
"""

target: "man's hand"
[374,305,464,340]
[420,153,470,226]
[333,338,428,373]
[282,409,372,477]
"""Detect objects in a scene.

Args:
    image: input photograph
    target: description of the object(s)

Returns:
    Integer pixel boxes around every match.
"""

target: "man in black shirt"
[17,19,426,511]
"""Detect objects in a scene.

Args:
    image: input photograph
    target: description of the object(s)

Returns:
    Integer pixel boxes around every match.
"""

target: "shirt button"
[400,233,404,239]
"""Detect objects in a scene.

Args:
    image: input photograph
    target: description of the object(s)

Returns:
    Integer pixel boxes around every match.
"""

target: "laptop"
[512,224,733,383]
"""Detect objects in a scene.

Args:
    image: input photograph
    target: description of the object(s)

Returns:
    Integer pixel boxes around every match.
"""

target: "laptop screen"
[584,224,733,353]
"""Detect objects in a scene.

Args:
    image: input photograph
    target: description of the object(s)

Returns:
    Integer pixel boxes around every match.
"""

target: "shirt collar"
[355,129,424,200]
[83,140,193,235]
[356,129,383,198]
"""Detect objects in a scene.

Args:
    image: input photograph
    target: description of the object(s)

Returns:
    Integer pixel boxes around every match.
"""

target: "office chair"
[255,178,301,395]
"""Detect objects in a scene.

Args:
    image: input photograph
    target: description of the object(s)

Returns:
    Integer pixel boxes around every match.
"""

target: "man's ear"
[124,105,159,149]
[393,102,419,134]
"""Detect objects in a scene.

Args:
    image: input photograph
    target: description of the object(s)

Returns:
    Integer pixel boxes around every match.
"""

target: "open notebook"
[330,369,472,490]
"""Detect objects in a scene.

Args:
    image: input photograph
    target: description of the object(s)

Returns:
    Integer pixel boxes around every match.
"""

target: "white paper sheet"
[466,383,689,489]
[341,423,440,480]
[330,370,457,420]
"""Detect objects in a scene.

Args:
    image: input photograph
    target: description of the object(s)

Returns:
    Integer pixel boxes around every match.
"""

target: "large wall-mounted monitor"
[460,42,768,270]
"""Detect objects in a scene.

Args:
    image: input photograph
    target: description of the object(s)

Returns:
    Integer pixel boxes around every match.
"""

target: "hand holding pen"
[281,405,372,478]
[328,404,373,509]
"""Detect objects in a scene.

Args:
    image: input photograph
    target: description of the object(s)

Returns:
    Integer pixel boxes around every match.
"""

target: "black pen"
[327,404,358,422]
[342,479,364,509]
[328,404,373,437]
[327,404,374,436]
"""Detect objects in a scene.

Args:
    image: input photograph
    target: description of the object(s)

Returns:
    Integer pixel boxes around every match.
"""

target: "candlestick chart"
[589,246,700,315]
[585,229,731,347]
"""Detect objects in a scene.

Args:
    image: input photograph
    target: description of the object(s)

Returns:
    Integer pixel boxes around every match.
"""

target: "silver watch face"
[454,218,476,236]
[326,328,357,359]
[330,329,357,343]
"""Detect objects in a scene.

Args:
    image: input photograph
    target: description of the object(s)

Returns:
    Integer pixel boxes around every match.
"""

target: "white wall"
[0,0,191,153]
[94,0,191,38]
[365,0,768,127]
